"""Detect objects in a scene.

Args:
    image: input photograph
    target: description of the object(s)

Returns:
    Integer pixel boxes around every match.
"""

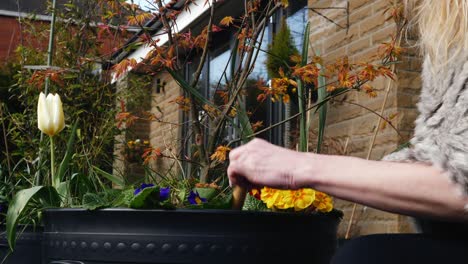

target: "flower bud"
[37,92,65,136]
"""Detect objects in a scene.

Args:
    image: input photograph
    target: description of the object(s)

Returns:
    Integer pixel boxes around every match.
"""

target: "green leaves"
[7,186,60,250]
[297,22,311,152]
[235,106,254,143]
[266,18,299,78]
[194,187,218,201]
[198,193,232,210]
[186,190,232,210]
[56,120,79,187]
[7,118,80,250]
[81,189,131,210]
[316,58,328,154]
[130,186,158,209]
[92,165,125,188]
[130,187,174,209]
[242,193,268,211]
[165,68,215,108]
[82,192,108,210]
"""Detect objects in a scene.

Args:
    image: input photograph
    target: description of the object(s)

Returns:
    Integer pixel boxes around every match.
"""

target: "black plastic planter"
[42,208,342,264]
[0,225,42,264]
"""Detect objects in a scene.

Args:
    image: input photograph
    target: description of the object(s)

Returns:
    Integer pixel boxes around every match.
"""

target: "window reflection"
[183,0,308,150]
[287,4,308,51]
[209,46,231,99]
[250,24,270,80]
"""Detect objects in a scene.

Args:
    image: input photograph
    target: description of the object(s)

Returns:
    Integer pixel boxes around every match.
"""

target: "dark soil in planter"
[0,225,42,264]
[42,208,342,264]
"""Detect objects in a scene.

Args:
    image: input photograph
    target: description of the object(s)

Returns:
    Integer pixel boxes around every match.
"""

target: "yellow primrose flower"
[274,190,294,209]
[260,187,316,211]
[260,187,282,209]
[313,191,334,213]
[291,188,316,211]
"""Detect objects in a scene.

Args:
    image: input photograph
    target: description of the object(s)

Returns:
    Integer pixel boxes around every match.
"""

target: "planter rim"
[42,207,341,264]
[44,207,343,218]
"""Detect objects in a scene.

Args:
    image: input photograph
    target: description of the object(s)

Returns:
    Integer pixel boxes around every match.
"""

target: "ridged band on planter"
[42,208,342,264]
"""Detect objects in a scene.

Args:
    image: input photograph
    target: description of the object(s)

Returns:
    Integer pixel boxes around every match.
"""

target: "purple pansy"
[188,190,207,205]
[134,183,155,195]
[159,187,170,201]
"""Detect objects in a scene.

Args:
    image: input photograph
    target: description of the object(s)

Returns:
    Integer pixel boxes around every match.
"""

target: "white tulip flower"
[37,92,65,136]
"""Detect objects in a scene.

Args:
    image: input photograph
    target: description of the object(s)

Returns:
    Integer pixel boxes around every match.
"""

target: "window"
[287,0,308,51]
[181,31,236,176]
[181,0,309,160]
[255,0,308,147]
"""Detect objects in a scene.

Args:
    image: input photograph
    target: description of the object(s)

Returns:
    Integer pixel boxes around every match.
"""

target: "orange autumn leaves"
[111,0,290,78]
[220,16,234,27]
[257,68,297,104]
[210,145,231,163]
[256,42,401,105]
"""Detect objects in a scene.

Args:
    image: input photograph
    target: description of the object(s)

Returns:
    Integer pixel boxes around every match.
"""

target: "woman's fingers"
[228,137,303,189]
[229,147,242,161]
[227,164,238,187]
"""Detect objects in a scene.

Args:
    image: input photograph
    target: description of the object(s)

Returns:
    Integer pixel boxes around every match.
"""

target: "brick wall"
[0,16,20,62]
[0,16,48,63]
[0,15,129,65]
[307,0,422,237]
[113,72,182,182]
[148,72,182,175]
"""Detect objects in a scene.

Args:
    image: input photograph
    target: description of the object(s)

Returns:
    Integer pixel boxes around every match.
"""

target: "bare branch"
[156,0,174,45]
[335,99,403,138]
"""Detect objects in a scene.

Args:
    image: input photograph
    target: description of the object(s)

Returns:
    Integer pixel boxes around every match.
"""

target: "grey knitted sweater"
[382,53,468,234]
[382,53,468,195]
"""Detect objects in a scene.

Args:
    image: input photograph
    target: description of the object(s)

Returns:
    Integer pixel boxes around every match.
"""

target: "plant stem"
[50,136,55,188]
[297,79,307,152]
[228,88,351,145]
[0,103,11,177]
[37,0,58,186]
[209,2,279,152]
[188,2,216,183]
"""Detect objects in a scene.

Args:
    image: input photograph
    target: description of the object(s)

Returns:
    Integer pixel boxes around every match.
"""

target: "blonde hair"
[406,0,468,70]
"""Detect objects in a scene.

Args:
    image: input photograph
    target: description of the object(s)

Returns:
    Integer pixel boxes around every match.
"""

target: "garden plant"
[0,0,408,261]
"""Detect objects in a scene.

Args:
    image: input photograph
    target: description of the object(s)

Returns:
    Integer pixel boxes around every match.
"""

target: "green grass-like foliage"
[266,18,299,78]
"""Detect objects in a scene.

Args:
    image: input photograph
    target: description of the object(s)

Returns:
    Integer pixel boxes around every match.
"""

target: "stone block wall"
[307,0,422,237]
[148,72,183,175]
[113,72,182,183]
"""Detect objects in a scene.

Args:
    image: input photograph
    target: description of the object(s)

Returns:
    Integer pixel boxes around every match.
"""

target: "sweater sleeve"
[381,147,415,163]
[381,56,468,195]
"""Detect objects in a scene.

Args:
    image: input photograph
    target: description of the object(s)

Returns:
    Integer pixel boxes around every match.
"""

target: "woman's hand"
[227,138,313,190]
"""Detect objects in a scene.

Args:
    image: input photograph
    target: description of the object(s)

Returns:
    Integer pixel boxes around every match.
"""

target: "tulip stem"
[50,136,55,188]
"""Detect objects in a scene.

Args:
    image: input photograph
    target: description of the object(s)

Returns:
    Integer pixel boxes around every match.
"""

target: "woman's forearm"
[297,153,468,221]
[227,138,468,221]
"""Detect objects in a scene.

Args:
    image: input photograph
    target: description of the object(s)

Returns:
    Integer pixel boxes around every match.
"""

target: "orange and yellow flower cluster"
[258,187,333,213]
[210,145,232,162]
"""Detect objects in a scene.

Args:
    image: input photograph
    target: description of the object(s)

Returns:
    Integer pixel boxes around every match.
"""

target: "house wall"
[147,73,183,176]
[0,14,129,65]
[307,0,422,237]
[0,16,47,63]
[113,72,182,182]
[0,16,19,62]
